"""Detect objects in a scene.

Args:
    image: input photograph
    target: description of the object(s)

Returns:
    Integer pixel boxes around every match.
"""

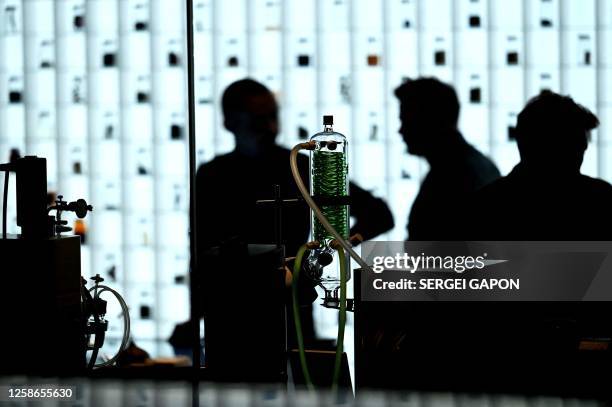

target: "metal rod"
[273,185,281,248]
[256,198,301,205]
[185,0,201,399]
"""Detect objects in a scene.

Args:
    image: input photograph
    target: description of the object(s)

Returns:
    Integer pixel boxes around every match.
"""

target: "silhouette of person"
[464,91,612,371]
[394,77,500,240]
[470,91,612,240]
[197,79,394,255]
[195,78,394,346]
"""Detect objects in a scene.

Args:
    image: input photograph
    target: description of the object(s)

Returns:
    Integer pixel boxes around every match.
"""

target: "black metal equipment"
[200,242,287,383]
[1,156,93,240]
[0,156,95,374]
[0,234,84,373]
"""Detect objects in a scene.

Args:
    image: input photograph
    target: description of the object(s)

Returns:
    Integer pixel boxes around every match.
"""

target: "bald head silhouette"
[221,79,279,157]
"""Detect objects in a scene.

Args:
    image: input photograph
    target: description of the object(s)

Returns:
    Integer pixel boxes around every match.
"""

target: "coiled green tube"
[312,150,349,244]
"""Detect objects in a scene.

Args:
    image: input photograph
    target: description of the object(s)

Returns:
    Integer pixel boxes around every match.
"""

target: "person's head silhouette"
[515,91,598,175]
[394,77,460,158]
[222,79,279,157]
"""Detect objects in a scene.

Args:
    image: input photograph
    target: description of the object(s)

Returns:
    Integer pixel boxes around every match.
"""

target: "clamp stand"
[48,195,93,237]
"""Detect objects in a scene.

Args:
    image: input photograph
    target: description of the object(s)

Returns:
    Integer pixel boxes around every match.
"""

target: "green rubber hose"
[332,246,348,394]
[292,243,314,391]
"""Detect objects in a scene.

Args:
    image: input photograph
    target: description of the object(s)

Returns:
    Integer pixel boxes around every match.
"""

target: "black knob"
[70,198,92,218]
[91,274,104,284]
[56,225,71,233]
[318,252,333,267]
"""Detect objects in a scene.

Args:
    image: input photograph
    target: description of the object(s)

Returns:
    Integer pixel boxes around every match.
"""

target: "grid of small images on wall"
[0,0,189,357]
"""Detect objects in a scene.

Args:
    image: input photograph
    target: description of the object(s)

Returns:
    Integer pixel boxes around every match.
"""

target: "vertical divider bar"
[186,0,202,380]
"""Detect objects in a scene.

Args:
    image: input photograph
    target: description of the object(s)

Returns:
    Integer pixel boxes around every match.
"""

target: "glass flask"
[306,115,351,305]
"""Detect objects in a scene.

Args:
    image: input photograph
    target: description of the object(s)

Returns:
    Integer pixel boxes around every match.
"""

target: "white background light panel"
[386,0,418,32]
[285,0,315,31]
[251,0,282,32]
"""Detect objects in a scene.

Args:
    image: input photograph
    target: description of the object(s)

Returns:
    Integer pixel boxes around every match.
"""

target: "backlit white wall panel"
[192,0,612,239]
[0,0,189,357]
